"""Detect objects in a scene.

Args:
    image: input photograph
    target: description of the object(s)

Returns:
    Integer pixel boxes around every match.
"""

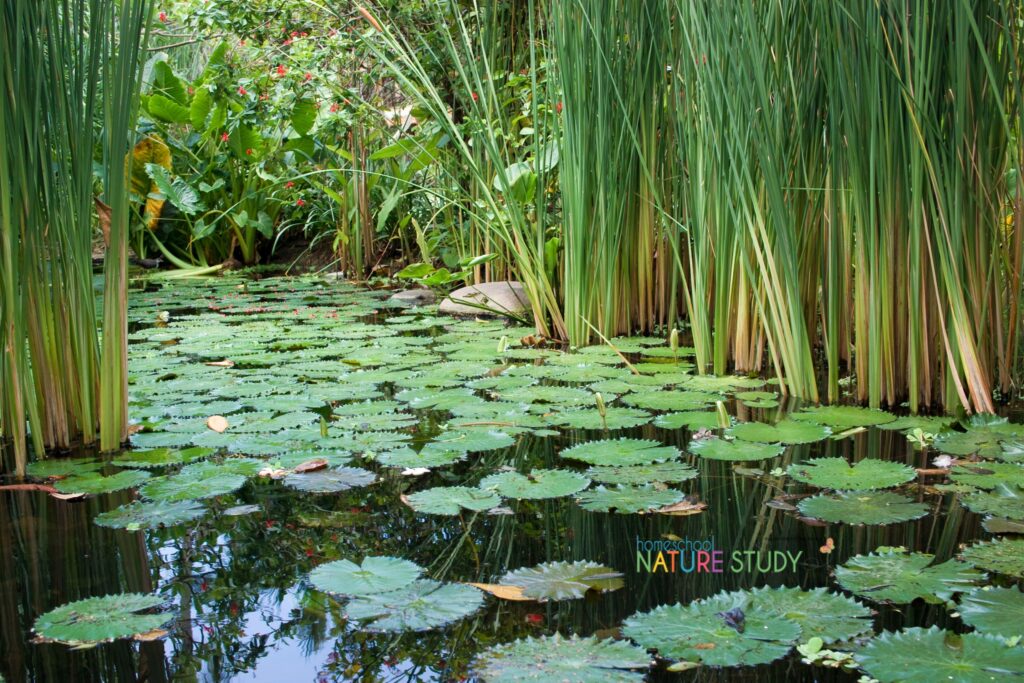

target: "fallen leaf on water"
[127,424,144,436]
[767,498,797,511]
[667,661,702,672]
[797,516,828,527]
[206,415,229,433]
[258,466,287,479]
[134,628,168,642]
[205,359,235,368]
[466,583,531,601]
[694,642,716,650]
[656,496,707,516]
[819,537,835,554]
[294,459,328,473]
[50,491,87,501]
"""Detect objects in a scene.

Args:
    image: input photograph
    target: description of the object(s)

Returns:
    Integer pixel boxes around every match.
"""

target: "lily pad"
[787,457,916,490]
[33,593,170,646]
[789,405,896,428]
[957,587,1024,640]
[344,579,483,632]
[934,415,1024,458]
[620,389,717,411]
[480,469,590,500]
[26,458,103,478]
[403,486,502,515]
[688,438,783,461]
[499,561,624,601]
[376,447,466,468]
[53,469,151,495]
[472,634,651,683]
[727,420,831,445]
[950,463,1024,490]
[585,462,698,485]
[560,438,680,466]
[622,597,801,667]
[960,538,1024,578]
[141,470,247,502]
[857,627,1024,683]
[426,429,516,453]
[961,484,1024,519]
[283,466,376,493]
[309,556,422,597]
[797,491,928,525]
[653,411,721,430]
[834,548,984,603]
[550,407,651,430]
[94,500,206,531]
[110,447,214,469]
[741,586,873,644]
[576,485,684,513]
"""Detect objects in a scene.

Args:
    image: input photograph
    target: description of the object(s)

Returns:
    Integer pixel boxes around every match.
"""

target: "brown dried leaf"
[656,497,707,516]
[294,459,328,474]
[466,583,531,602]
[134,628,168,642]
[206,415,229,433]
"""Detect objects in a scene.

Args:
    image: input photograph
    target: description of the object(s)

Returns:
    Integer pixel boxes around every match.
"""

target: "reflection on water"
[0,278,998,682]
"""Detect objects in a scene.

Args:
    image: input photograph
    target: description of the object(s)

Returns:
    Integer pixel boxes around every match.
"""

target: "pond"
[2,276,1023,682]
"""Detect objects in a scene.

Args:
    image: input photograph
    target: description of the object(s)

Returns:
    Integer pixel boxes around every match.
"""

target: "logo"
[635,536,802,574]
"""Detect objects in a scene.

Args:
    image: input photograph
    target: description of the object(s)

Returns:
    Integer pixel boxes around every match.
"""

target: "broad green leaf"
[499,561,624,601]
[33,594,170,646]
[309,556,422,597]
[857,627,1024,683]
[835,549,983,603]
[787,457,916,490]
[797,491,928,525]
[480,469,590,500]
[473,634,650,683]
[344,579,483,632]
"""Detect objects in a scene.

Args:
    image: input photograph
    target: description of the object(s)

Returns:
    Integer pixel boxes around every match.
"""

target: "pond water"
[2,276,1022,682]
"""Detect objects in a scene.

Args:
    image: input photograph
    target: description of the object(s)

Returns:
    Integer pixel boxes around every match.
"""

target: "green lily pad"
[480,469,590,500]
[727,420,831,445]
[622,596,801,666]
[688,438,783,461]
[94,500,206,531]
[790,405,896,428]
[741,586,873,644]
[787,457,916,490]
[550,407,651,430]
[33,593,171,646]
[875,415,955,433]
[934,415,1024,458]
[140,470,247,502]
[857,627,1024,683]
[950,463,1024,490]
[375,447,466,468]
[426,429,516,453]
[403,485,502,515]
[500,561,624,601]
[283,466,376,493]
[344,579,483,632]
[309,556,422,597]
[653,411,721,430]
[961,484,1024,519]
[620,389,717,411]
[960,538,1024,578]
[472,634,651,683]
[560,438,680,466]
[957,587,1024,640]
[26,458,103,478]
[53,469,151,495]
[797,491,928,525]
[584,462,698,485]
[576,485,684,513]
[110,447,214,469]
[834,548,984,603]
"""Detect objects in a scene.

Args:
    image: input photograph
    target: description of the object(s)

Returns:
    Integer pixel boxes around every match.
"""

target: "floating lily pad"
[622,596,801,667]
[960,538,1024,578]
[735,391,779,408]
[53,469,151,495]
[403,486,502,515]
[576,485,684,513]
[797,491,928,525]
[561,438,679,466]
[309,556,422,597]
[283,466,376,493]
[33,593,170,646]
[500,561,624,601]
[472,634,651,683]
[957,587,1024,640]
[961,484,1024,519]
[875,415,955,433]
[426,429,516,453]
[934,415,1024,458]
[94,500,206,531]
[857,627,1024,683]
[111,447,214,469]
[480,469,590,500]
[727,420,831,445]
[584,462,698,485]
[141,470,247,502]
[787,457,916,490]
[550,407,651,430]
[834,548,984,603]
[741,586,873,644]
[375,447,466,468]
[688,438,783,461]
[26,458,103,478]
[790,405,896,428]
[950,463,1024,490]
[653,411,721,430]
[620,389,717,411]
[344,579,483,632]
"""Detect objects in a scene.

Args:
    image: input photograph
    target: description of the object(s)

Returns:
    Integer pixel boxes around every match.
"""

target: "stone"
[389,288,436,305]
[439,281,528,316]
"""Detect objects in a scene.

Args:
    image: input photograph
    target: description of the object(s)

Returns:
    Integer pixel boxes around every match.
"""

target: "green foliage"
[499,561,623,601]
[309,557,422,597]
[857,627,1024,683]
[473,634,651,682]
[33,594,170,646]
[797,492,929,525]
[835,548,984,604]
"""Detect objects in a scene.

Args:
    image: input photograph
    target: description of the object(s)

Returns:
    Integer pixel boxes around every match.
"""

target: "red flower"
[220,132,229,142]
[471,92,479,101]
[300,32,308,38]
[276,64,287,76]
[296,199,305,207]
[245,148,253,155]
[239,39,246,46]
[283,38,292,46]
[304,72,312,81]
[556,101,563,114]
[237,86,248,96]
[285,181,295,188]
[304,548,314,557]
[264,519,275,528]
[158,11,167,22]
[329,103,339,113]
[525,613,544,624]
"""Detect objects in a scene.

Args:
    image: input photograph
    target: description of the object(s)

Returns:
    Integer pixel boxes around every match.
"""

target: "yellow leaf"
[206,415,229,433]
[466,583,532,601]
[127,135,172,229]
